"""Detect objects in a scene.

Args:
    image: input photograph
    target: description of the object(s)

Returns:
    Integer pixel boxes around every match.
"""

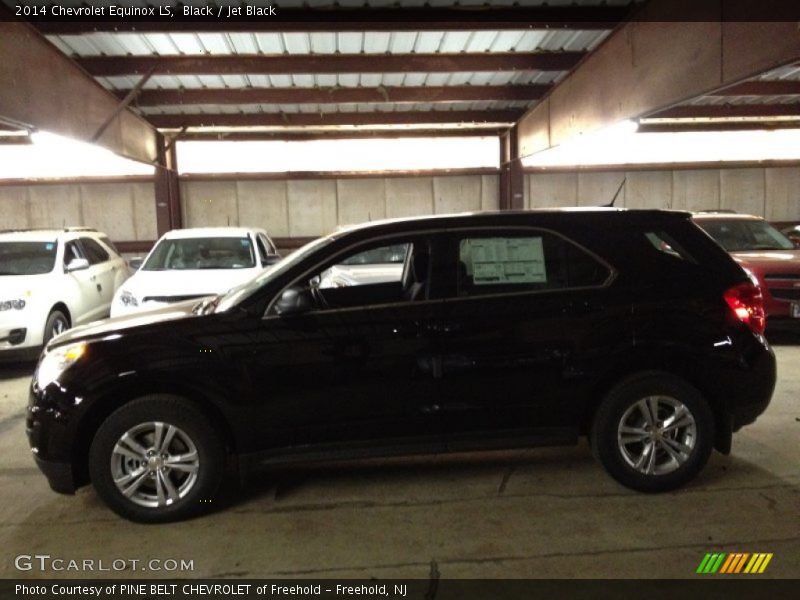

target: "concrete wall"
[2,167,798,245]
[0,180,156,240]
[180,174,499,237]
[525,166,800,221]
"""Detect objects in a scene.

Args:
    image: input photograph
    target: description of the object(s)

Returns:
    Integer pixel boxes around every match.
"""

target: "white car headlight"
[35,342,87,388]
[119,290,139,307]
[0,298,26,311]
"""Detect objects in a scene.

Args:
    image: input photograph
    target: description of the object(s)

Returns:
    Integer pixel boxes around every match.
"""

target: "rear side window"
[80,238,110,265]
[645,231,696,262]
[255,236,269,263]
[456,232,610,298]
[99,236,120,257]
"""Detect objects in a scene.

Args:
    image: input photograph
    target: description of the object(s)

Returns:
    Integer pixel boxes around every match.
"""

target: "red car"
[694,212,800,327]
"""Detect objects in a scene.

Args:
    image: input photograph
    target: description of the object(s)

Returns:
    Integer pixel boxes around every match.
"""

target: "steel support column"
[499,127,524,211]
[154,134,182,236]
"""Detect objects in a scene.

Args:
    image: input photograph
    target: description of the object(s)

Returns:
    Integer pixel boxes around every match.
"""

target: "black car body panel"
[26,209,776,494]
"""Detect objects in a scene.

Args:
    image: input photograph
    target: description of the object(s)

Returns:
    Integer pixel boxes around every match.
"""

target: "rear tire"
[591,372,714,492]
[89,395,225,523]
[43,309,69,344]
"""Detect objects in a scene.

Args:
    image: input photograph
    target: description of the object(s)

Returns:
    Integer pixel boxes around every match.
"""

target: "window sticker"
[45,243,54,251]
[462,237,547,285]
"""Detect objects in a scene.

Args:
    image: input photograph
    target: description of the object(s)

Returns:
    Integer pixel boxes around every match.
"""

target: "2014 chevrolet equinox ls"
[27,210,776,522]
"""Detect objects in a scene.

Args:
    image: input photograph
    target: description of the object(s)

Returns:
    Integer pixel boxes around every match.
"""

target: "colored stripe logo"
[697,553,773,574]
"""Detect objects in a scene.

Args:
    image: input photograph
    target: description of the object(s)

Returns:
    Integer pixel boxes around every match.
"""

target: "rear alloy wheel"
[90,395,225,522]
[591,373,714,492]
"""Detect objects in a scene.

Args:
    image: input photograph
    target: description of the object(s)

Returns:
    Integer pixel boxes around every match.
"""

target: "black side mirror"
[263,254,282,267]
[128,257,144,270]
[274,286,313,316]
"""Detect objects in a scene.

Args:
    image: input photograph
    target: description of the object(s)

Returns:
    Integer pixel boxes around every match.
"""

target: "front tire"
[43,309,69,344]
[89,395,225,523]
[591,372,714,492]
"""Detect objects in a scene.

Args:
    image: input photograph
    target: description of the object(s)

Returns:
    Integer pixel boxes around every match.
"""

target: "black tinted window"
[0,241,57,275]
[80,238,110,265]
[456,232,609,297]
[256,236,269,263]
[99,236,120,257]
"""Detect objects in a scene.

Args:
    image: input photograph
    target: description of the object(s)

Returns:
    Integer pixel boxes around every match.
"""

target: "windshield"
[216,235,335,312]
[0,241,57,275]
[143,237,256,271]
[697,219,795,252]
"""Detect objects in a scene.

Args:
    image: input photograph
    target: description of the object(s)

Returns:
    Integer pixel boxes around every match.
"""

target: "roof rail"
[693,209,738,214]
[63,227,97,232]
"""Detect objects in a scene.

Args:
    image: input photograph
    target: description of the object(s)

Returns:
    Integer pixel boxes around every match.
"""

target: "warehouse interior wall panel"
[130,182,159,241]
[576,171,627,207]
[384,177,435,219]
[235,180,291,238]
[336,178,387,226]
[286,179,339,237]
[720,168,766,216]
[671,169,721,212]
[433,175,483,214]
[526,166,800,220]
[765,167,800,222]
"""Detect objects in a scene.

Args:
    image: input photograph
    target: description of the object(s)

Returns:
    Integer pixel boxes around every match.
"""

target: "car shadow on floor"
[0,361,36,381]
[766,330,800,346]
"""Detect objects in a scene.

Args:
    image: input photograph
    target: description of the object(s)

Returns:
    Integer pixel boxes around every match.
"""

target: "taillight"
[723,281,766,335]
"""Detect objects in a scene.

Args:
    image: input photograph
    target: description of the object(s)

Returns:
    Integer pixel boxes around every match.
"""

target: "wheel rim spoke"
[120,470,150,498]
[165,452,199,472]
[619,425,650,445]
[159,425,177,454]
[659,439,684,465]
[115,434,148,461]
[159,470,180,504]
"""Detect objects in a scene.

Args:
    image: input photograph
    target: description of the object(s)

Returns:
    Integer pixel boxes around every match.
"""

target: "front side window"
[456,231,609,297]
[318,243,409,289]
[63,241,85,267]
[0,241,57,276]
[698,219,794,252]
[143,237,256,271]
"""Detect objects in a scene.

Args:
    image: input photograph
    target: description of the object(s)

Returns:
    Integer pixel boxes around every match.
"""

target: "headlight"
[0,299,26,311]
[119,290,138,307]
[35,342,87,388]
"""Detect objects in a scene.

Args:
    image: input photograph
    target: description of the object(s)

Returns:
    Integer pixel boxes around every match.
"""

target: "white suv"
[0,228,130,360]
[111,227,280,317]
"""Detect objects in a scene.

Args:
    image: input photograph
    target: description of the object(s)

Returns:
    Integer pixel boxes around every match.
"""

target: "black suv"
[27,210,776,522]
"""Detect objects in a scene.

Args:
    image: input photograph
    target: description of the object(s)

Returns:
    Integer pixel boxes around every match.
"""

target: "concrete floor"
[0,343,798,580]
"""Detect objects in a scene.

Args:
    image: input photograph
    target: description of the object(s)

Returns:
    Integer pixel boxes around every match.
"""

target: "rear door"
[436,227,614,450]
[79,237,116,316]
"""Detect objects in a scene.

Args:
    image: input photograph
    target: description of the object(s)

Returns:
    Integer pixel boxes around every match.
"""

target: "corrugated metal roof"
[686,95,800,106]
[47,29,610,58]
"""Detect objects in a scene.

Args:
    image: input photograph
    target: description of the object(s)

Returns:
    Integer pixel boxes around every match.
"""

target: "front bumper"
[32,454,76,494]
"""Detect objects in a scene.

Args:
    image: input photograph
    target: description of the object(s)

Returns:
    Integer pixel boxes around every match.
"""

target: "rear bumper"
[32,455,76,494]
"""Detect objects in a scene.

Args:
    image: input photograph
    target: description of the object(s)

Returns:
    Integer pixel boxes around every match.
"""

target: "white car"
[0,228,130,360]
[111,227,280,317]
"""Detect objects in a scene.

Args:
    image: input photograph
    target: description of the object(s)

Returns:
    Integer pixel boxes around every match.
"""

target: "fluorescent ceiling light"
[523,120,800,168]
[0,132,153,179]
[177,137,499,174]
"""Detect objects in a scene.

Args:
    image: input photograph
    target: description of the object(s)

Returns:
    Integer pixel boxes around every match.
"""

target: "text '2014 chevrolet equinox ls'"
[27,210,776,522]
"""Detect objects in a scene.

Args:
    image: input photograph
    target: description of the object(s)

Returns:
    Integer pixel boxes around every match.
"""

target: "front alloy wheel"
[111,422,200,508]
[90,395,225,522]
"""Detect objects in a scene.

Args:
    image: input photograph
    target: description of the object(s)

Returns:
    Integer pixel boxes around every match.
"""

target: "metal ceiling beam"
[176,129,505,142]
[126,85,550,107]
[707,80,800,97]
[148,110,522,129]
[515,0,800,158]
[0,19,158,163]
[33,6,627,34]
[79,52,584,77]
[638,119,800,133]
[648,104,800,119]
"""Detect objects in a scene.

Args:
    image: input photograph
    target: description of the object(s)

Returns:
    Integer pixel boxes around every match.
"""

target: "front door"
[237,236,447,461]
